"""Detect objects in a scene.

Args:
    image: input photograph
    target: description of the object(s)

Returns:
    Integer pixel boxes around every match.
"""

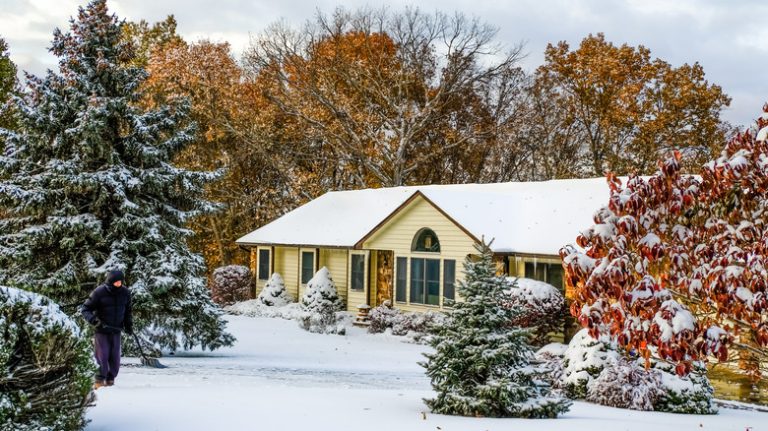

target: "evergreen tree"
[299,267,344,334]
[257,272,292,307]
[0,37,18,145]
[421,242,571,418]
[0,0,233,351]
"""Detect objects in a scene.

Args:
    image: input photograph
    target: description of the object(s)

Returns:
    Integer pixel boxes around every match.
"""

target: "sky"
[1,0,766,128]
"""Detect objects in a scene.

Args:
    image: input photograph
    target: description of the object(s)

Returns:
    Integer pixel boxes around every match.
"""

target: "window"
[426,259,440,305]
[443,260,456,302]
[351,254,365,291]
[301,251,315,284]
[525,262,546,281]
[524,261,564,290]
[410,258,424,303]
[411,228,440,252]
[258,249,271,280]
[410,258,440,305]
[396,257,407,302]
[547,265,564,290]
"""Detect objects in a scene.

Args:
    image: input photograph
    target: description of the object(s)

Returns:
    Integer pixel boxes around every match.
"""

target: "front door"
[376,250,394,306]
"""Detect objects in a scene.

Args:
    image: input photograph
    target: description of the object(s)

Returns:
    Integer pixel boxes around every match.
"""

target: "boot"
[93,380,107,390]
[106,380,114,386]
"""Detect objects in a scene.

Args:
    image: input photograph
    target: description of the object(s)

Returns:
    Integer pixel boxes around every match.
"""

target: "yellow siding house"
[236,178,611,327]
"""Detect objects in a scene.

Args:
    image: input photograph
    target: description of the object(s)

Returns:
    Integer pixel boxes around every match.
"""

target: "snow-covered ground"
[86,316,765,431]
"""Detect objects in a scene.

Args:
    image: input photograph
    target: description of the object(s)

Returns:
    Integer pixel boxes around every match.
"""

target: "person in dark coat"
[81,270,133,389]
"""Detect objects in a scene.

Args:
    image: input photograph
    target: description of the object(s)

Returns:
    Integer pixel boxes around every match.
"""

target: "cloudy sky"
[2,0,766,127]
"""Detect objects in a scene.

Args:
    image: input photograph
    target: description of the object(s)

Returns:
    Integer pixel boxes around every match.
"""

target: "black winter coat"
[81,284,133,334]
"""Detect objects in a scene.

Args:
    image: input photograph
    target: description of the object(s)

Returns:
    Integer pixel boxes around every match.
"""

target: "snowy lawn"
[87,316,765,431]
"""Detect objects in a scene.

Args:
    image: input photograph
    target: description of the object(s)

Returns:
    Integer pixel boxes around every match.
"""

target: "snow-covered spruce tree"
[211,265,253,306]
[298,267,344,334]
[0,287,95,431]
[653,360,716,414]
[257,272,292,307]
[561,328,619,399]
[0,0,233,351]
[422,243,571,418]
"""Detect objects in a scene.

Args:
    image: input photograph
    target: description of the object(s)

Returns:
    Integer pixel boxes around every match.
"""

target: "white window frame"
[300,248,316,286]
[349,251,368,292]
[257,247,272,281]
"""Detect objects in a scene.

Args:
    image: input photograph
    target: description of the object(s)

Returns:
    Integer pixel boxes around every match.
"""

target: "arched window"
[412,228,440,252]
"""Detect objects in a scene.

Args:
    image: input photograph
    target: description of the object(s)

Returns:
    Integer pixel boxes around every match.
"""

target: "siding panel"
[319,248,349,308]
[274,246,299,300]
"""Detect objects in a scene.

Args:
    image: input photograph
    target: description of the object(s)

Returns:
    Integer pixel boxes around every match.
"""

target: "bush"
[560,330,716,414]
[562,328,619,398]
[586,356,664,411]
[298,267,345,334]
[653,361,717,414]
[256,273,292,307]
[211,265,253,306]
[0,287,95,431]
[368,302,446,341]
[225,300,302,320]
[368,302,400,334]
[534,343,567,396]
[505,278,567,346]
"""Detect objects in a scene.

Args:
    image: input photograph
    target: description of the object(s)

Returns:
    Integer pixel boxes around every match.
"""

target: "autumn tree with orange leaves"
[141,36,298,268]
[244,7,526,188]
[562,107,768,385]
[535,33,731,178]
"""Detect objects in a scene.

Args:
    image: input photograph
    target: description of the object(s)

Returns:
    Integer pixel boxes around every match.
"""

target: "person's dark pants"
[94,332,121,382]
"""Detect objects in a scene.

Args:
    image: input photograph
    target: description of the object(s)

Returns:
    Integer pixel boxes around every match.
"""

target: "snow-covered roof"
[236,178,612,255]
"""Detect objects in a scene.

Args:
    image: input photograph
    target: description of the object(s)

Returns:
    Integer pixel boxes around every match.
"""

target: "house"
[236,178,611,321]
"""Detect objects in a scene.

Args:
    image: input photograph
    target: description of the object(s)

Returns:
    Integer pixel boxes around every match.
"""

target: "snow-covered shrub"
[298,267,345,334]
[560,329,716,413]
[586,356,664,411]
[368,302,445,342]
[0,287,95,431]
[211,265,253,306]
[391,310,445,336]
[535,343,568,395]
[653,361,717,414]
[256,273,292,307]
[562,328,619,398]
[368,302,400,333]
[225,300,303,320]
[505,277,566,346]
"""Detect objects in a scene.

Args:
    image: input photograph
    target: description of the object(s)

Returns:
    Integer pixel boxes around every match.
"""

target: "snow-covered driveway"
[86,316,766,431]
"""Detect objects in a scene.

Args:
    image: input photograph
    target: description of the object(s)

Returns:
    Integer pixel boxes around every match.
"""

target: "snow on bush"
[0,287,95,431]
[534,343,567,395]
[368,302,445,342]
[561,329,717,413]
[256,273,292,307]
[505,277,566,346]
[586,356,664,411]
[368,302,400,334]
[653,361,717,414]
[562,328,619,398]
[298,267,345,335]
[225,300,303,320]
[211,265,254,306]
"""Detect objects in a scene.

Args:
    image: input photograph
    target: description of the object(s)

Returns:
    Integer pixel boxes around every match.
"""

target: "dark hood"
[105,270,125,286]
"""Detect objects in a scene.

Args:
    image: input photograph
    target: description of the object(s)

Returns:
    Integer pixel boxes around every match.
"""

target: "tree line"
[0,7,732,273]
